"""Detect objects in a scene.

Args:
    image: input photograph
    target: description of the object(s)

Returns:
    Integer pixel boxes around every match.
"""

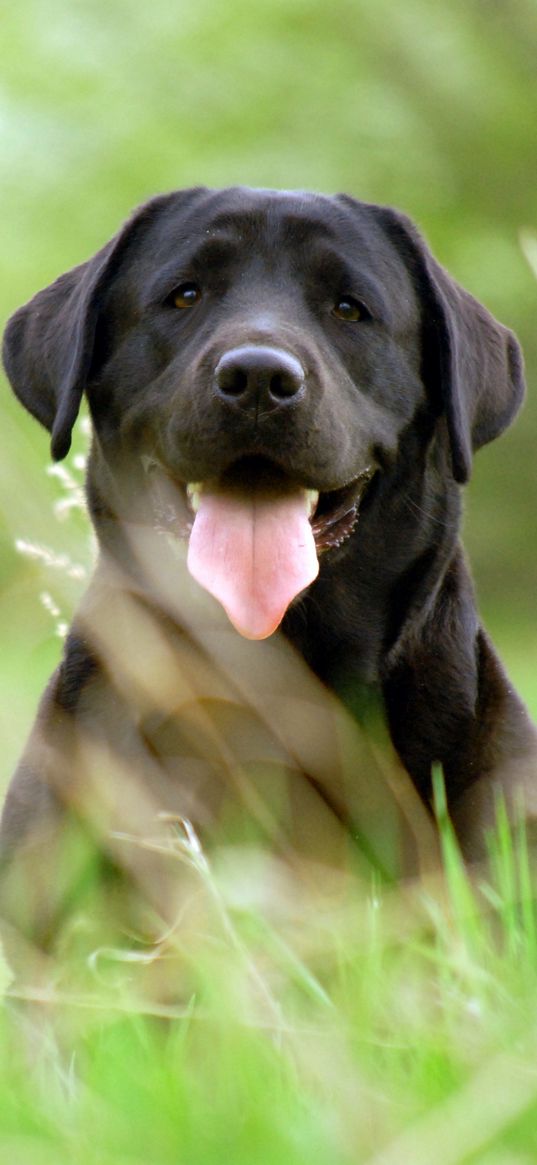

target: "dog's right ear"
[2,195,175,461]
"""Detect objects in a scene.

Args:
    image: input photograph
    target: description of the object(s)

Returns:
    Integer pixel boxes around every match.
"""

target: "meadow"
[2,1,537,1160]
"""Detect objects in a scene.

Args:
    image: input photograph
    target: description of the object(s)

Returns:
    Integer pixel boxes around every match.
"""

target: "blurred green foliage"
[1,0,537,774]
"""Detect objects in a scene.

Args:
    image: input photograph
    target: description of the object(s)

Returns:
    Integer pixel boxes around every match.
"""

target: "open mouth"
[143,455,374,639]
[145,455,374,550]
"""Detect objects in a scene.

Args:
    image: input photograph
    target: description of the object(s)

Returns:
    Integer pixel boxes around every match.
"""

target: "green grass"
[2,792,537,1165]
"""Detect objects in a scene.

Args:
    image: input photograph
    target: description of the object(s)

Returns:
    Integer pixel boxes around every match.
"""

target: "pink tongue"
[187,485,319,640]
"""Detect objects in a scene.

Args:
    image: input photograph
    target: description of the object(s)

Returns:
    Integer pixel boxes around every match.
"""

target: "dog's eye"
[332,297,368,322]
[170,283,202,309]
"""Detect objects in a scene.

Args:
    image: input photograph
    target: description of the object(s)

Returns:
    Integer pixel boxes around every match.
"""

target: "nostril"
[270,370,302,400]
[218,366,248,397]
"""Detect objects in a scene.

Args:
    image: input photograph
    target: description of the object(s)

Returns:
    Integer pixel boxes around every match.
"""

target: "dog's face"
[3,187,524,640]
[89,189,431,637]
[94,188,424,484]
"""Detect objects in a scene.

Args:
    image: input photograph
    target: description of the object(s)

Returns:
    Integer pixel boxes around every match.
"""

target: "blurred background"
[1,0,536,788]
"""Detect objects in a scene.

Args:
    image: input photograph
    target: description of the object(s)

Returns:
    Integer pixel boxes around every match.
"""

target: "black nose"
[214,346,305,411]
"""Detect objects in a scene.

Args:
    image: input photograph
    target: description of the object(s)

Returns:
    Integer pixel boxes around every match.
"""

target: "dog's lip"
[141,454,374,552]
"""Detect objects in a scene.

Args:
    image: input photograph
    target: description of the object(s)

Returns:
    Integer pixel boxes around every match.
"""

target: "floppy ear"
[2,194,175,461]
[373,207,525,484]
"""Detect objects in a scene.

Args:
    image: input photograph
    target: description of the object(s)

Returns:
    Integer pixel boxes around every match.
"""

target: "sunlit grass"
[1,794,537,1165]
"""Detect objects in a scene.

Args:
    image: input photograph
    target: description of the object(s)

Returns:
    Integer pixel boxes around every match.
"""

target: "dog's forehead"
[136,188,337,260]
[195,189,341,240]
[162,186,341,233]
[141,187,411,280]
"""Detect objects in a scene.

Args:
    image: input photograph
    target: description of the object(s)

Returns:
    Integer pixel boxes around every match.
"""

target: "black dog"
[2,187,537,960]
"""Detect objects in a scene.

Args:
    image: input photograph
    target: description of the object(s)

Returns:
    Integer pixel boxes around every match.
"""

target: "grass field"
[1,805,537,1164]
[2,741,537,1164]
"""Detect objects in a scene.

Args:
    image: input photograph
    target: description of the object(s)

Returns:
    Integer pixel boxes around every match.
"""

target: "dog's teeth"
[186,482,203,514]
[141,455,159,474]
[304,489,319,519]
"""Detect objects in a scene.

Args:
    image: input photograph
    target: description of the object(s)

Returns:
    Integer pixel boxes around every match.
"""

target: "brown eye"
[171,283,202,309]
[332,297,365,322]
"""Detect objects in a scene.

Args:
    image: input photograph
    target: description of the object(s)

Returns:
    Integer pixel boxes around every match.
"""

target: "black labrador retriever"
[2,187,537,960]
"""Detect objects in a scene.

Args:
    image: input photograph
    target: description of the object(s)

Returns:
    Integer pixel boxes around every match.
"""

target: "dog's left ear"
[373,207,525,484]
[2,194,175,461]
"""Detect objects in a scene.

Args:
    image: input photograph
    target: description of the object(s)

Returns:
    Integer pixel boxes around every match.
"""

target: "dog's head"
[3,187,524,639]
